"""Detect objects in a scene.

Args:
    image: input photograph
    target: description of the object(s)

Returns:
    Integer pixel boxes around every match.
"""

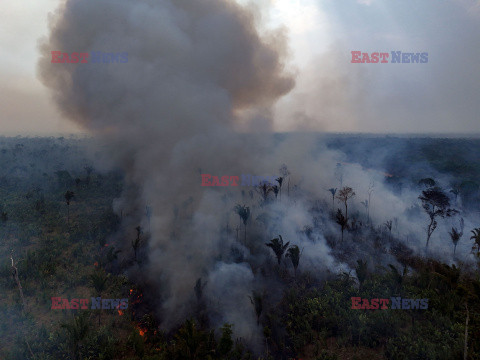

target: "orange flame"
[94,261,98,267]
[118,309,124,316]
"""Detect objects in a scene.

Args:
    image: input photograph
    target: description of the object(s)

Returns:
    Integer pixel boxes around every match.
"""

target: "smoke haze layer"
[37,0,479,348]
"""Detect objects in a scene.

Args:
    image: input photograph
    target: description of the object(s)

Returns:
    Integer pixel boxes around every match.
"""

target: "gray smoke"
[37,0,295,343]
[37,0,479,350]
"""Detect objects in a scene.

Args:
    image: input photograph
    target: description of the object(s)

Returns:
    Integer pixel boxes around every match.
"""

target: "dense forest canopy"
[1,135,479,359]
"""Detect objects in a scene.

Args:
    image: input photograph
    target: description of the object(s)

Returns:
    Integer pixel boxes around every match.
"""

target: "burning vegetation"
[0,0,474,358]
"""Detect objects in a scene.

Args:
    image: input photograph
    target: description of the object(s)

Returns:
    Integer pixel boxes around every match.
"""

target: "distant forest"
[1,135,479,360]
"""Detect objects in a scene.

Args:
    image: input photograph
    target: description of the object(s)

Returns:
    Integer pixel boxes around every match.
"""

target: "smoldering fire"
[36,0,477,353]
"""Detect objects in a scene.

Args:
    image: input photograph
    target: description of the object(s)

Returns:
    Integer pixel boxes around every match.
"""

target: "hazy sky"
[0,0,479,135]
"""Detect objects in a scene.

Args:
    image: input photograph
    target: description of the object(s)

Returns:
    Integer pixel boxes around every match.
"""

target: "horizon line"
[1,131,479,139]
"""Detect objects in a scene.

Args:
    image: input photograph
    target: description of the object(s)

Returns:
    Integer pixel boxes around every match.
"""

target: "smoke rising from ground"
[37,0,479,349]
[37,0,296,342]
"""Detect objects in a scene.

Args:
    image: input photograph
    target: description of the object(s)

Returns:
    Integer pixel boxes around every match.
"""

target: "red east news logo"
[51,51,89,63]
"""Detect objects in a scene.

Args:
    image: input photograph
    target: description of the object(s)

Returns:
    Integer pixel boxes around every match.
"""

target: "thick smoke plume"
[37,0,295,343]
[37,0,478,350]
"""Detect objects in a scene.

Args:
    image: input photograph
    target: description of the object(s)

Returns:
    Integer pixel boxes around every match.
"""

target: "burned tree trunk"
[11,252,27,315]
[11,251,35,359]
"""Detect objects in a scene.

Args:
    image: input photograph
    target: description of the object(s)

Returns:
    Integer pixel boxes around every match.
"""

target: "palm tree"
[328,188,337,212]
[470,228,480,257]
[355,259,368,289]
[90,269,109,295]
[234,204,250,245]
[449,218,464,255]
[265,235,289,265]
[272,185,279,199]
[286,245,301,277]
[90,268,110,325]
[335,209,348,243]
[257,183,273,203]
[384,220,393,239]
[276,177,284,200]
[336,186,356,222]
[65,190,75,224]
[249,291,263,326]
